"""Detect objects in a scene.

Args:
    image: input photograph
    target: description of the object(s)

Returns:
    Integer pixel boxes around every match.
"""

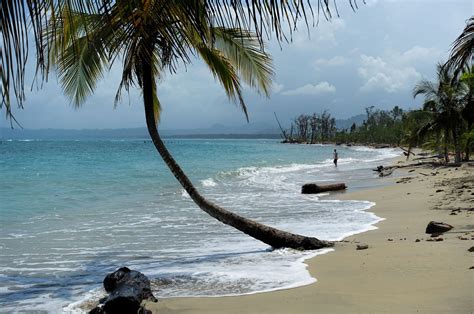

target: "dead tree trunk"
[301,183,347,194]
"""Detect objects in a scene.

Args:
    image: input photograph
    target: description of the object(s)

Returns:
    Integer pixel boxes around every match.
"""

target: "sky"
[1,0,473,130]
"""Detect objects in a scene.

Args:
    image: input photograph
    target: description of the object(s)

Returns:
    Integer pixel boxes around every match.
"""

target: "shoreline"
[146,157,473,313]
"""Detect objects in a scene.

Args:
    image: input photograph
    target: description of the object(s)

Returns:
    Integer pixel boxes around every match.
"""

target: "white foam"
[201,178,217,187]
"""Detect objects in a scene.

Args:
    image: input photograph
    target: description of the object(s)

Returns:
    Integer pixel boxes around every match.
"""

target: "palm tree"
[44,2,332,250]
[2,0,349,124]
[413,64,465,163]
[447,16,474,76]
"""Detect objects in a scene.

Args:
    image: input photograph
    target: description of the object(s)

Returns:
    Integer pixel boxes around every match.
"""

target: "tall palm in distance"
[413,64,465,163]
[47,2,332,250]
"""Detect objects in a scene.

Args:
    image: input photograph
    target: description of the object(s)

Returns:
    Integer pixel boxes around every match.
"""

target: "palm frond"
[447,16,474,74]
[212,27,273,96]
[56,35,109,107]
[413,80,437,99]
[196,44,248,120]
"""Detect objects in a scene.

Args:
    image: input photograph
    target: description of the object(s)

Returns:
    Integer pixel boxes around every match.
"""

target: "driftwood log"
[89,267,157,314]
[302,183,347,194]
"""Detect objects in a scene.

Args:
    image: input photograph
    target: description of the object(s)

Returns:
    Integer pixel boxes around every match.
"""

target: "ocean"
[0,139,399,312]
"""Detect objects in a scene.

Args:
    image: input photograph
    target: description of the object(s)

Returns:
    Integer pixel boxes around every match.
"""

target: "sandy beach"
[147,158,474,313]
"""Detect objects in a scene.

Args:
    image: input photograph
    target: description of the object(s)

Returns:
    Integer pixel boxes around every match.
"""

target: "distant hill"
[335,114,366,130]
[0,115,367,140]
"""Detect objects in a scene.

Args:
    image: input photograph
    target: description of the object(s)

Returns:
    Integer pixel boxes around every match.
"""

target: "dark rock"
[470,266,474,270]
[430,233,441,238]
[425,221,453,234]
[356,244,368,250]
[435,238,444,241]
[435,189,444,193]
[388,238,393,241]
[415,239,420,242]
[90,267,157,314]
[468,246,474,252]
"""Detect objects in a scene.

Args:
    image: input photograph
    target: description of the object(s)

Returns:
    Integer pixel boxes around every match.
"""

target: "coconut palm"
[44,1,332,250]
[413,64,465,163]
[2,0,350,123]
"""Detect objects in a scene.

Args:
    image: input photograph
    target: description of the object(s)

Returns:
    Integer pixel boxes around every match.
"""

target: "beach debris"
[435,238,444,242]
[379,169,394,177]
[425,221,453,234]
[373,165,394,177]
[356,244,369,250]
[89,267,157,314]
[388,238,393,241]
[468,246,474,252]
[415,239,421,242]
[470,266,474,270]
[435,189,444,193]
[301,183,347,194]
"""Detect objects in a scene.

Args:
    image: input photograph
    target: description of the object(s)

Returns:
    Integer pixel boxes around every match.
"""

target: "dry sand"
[146,158,474,313]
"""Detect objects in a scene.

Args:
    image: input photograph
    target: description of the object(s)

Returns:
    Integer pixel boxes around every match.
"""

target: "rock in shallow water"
[90,267,157,314]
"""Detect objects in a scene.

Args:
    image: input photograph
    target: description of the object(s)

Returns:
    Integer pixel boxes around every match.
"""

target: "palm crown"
[47,1,273,123]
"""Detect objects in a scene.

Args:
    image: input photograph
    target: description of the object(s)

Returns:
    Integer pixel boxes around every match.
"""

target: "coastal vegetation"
[279,106,405,146]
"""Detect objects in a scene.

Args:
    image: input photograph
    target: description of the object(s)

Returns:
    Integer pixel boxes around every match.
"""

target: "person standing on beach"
[333,149,338,167]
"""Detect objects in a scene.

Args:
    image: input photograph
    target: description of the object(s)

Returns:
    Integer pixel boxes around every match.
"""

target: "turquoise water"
[0,139,399,311]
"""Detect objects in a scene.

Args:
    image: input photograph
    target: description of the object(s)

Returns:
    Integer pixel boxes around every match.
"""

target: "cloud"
[356,45,441,93]
[292,18,346,49]
[396,46,442,64]
[282,82,336,96]
[314,56,349,67]
[271,82,284,94]
[358,55,421,93]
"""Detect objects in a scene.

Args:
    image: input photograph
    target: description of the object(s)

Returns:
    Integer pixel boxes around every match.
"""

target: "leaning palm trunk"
[141,60,331,250]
